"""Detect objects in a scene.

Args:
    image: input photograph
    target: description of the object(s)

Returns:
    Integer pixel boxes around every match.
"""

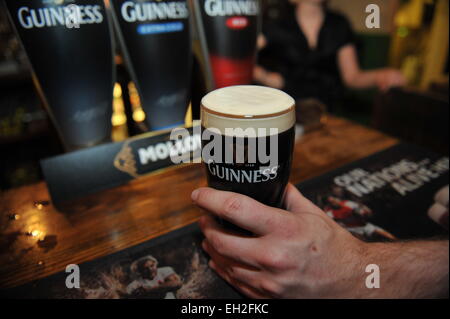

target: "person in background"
[254,0,406,110]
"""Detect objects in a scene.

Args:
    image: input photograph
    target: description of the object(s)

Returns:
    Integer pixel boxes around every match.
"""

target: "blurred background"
[0,0,448,190]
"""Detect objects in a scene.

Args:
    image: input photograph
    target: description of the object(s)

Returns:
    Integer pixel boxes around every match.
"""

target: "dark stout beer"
[110,0,192,131]
[201,85,296,208]
[5,0,115,151]
[194,0,260,89]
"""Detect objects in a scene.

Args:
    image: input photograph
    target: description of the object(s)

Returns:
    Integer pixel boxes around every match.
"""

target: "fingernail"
[191,189,199,201]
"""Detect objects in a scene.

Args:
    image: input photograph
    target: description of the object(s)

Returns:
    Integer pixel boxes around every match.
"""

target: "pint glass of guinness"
[201,85,296,209]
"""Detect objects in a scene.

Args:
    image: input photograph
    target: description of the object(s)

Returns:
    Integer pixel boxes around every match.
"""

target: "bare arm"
[338,44,406,91]
[364,240,448,298]
[253,65,285,89]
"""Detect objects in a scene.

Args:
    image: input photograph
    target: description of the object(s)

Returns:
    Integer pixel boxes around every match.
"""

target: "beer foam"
[201,86,296,136]
[202,85,294,117]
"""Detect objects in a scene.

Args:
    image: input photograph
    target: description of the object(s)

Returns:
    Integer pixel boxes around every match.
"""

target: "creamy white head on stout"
[201,85,296,136]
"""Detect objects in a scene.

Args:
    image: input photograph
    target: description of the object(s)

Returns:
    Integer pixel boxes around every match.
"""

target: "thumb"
[284,184,324,216]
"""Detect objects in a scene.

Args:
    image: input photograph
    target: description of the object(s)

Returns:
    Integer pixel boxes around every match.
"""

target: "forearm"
[338,45,406,90]
[253,65,271,86]
[362,240,449,298]
[344,70,379,89]
[253,65,284,89]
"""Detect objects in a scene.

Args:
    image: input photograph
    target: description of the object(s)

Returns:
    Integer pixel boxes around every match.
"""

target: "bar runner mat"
[3,143,448,298]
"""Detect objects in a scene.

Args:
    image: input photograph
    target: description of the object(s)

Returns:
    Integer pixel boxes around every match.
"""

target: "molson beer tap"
[4,0,115,151]
[110,0,193,131]
[193,0,260,89]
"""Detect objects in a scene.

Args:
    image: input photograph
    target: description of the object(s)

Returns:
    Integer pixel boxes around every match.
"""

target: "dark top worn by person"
[258,8,355,109]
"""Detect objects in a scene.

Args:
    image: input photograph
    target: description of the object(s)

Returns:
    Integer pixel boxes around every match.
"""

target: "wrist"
[253,66,266,81]
[323,234,374,298]
[269,72,284,89]
[346,240,378,298]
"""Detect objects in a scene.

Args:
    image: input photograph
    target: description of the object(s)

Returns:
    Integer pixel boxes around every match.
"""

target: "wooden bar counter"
[0,116,398,289]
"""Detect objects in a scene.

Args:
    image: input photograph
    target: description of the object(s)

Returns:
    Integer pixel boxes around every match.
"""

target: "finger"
[193,187,286,235]
[202,239,259,270]
[435,186,449,206]
[203,240,262,287]
[428,202,449,229]
[209,260,270,299]
[199,215,262,268]
[284,184,323,216]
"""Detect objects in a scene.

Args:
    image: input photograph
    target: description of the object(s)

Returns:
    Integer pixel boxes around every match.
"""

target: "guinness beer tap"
[194,0,260,89]
[4,0,116,151]
[110,0,193,131]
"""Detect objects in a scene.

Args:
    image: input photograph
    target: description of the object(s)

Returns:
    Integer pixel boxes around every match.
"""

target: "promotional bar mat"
[4,143,448,298]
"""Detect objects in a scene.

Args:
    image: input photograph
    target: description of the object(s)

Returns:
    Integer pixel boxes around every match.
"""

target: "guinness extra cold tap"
[194,0,260,88]
[4,0,116,151]
[110,0,193,131]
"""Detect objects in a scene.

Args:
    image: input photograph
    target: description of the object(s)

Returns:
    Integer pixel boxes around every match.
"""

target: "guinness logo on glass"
[204,0,258,17]
[17,0,104,29]
[120,0,189,23]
